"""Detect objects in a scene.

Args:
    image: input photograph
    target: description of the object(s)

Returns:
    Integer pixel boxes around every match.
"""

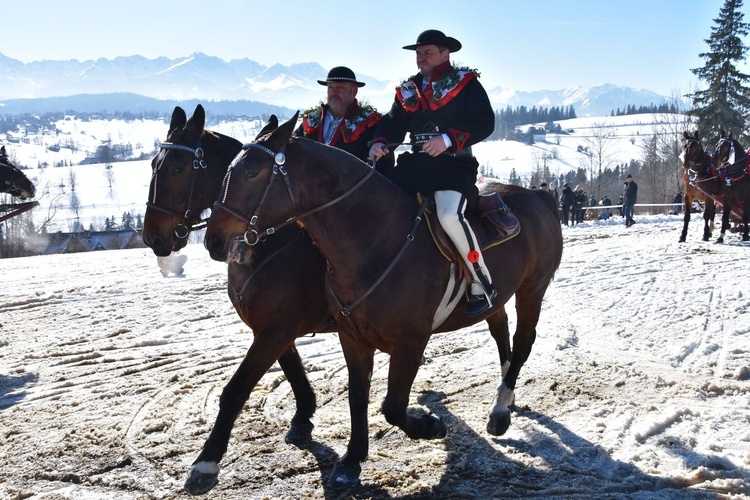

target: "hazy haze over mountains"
[0,52,675,117]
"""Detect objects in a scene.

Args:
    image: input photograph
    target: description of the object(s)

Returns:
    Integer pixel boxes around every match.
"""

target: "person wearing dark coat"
[369,29,496,317]
[560,183,574,226]
[296,66,393,175]
[622,174,638,227]
[572,185,587,225]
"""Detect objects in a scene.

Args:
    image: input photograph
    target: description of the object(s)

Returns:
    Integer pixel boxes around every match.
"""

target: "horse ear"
[728,131,734,140]
[683,131,690,141]
[720,129,726,139]
[169,107,188,135]
[255,115,279,140]
[0,145,5,156]
[185,104,206,137]
[266,111,300,150]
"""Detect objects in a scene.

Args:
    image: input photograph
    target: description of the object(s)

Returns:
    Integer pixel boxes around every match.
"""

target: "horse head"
[142,104,243,256]
[681,130,709,174]
[712,129,747,175]
[205,112,300,263]
[0,146,36,200]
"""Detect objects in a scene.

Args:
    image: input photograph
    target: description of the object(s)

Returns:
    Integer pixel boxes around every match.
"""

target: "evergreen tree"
[688,0,750,144]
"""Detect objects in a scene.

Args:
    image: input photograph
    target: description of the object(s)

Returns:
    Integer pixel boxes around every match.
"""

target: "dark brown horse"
[203,113,563,488]
[713,130,750,242]
[0,146,36,200]
[679,131,722,242]
[142,106,335,494]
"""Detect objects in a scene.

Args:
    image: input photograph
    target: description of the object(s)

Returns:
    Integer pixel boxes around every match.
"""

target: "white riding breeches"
[434,190,492,296]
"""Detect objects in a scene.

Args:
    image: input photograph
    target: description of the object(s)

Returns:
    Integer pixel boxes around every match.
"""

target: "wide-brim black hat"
[317,66,365,87]
[402,29,462,52]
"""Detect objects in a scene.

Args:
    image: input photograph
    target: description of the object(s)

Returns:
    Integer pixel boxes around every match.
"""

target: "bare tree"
[68,167,77,192]
[580,121,618,200]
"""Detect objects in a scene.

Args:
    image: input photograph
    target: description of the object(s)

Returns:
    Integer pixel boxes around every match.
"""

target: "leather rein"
[146,141,212,238]
[213,141,377,246]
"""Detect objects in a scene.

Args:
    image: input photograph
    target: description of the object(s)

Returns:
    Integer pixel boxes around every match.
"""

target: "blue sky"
[3,1,744,95]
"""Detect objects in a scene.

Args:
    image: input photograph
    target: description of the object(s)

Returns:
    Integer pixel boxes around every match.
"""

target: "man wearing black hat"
[297,66,392,174]
[622,174,638,227]
[369,29,496,317]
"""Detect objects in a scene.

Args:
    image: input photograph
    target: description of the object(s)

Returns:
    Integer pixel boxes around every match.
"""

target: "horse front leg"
[279,346,317,444]
[487,291,540,436]
[185,341,294,495]
[328,335,375,488]
[380,339,446,440]
[704,200,716,241]
[679,196,691,242]
[716,200,731,243]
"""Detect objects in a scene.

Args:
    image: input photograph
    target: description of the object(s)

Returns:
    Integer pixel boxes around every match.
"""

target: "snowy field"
[1,214,748,498]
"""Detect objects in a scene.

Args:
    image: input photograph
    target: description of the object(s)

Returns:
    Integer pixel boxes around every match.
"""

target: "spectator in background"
[618,193,624,217]
[599,195,612,220]
[548,183,560,222]
[573,185,587,225]
[670,192,683,215]
[560,182,574,226]
[622,174,638,227]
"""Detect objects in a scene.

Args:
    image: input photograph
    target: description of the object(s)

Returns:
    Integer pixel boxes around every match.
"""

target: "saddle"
[420,192,520,283]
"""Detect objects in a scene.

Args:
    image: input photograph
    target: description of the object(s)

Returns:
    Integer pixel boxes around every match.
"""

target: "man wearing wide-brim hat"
[297,66,393,175]
[369,29,496,317]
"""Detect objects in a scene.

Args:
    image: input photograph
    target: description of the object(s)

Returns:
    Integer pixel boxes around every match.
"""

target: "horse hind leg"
[380,342,446,441]
[486,307,512,378]
[487,291,541,436]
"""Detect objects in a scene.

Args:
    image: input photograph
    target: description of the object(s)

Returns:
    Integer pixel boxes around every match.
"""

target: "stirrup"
[466,282,497,317]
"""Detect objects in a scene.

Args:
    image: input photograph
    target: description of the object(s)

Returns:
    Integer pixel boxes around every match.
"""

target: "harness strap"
[327,199,428,335]
[230,229,305,304]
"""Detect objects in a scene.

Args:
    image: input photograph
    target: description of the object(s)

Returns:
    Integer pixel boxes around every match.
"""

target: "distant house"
[43,228,146,255]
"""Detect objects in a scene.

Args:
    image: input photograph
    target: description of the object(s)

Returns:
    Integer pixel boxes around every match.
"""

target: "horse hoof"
[487,410,511,436]
[328,461,361,488]
[425,414,447,439]
[285,420,314,445]
[184,463,219,495]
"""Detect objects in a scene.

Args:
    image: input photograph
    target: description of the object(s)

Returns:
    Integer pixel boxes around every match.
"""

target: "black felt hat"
[402,29,462,52]
[317,66,365,87]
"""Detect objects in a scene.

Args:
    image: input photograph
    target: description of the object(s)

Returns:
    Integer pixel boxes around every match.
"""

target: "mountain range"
[0,52,676,117]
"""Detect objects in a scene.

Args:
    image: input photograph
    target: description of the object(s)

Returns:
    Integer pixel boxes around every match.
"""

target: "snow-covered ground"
[1,214,748,498]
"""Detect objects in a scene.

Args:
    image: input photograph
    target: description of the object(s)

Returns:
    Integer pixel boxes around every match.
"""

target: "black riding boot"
[466,269,497,317]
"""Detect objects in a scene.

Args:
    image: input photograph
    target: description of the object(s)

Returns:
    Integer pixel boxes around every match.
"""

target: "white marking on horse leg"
[489,381,515,416]
[192,461,220,475]
[501,360,511,378]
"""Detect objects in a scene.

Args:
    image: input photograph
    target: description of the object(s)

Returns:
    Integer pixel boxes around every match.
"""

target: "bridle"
[714,137,748,186]
[146,140,213,238]
[213,141,376,246]
[683,138,719,186]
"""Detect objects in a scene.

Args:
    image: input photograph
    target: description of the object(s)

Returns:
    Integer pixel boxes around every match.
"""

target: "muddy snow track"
[1,220,748,499]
